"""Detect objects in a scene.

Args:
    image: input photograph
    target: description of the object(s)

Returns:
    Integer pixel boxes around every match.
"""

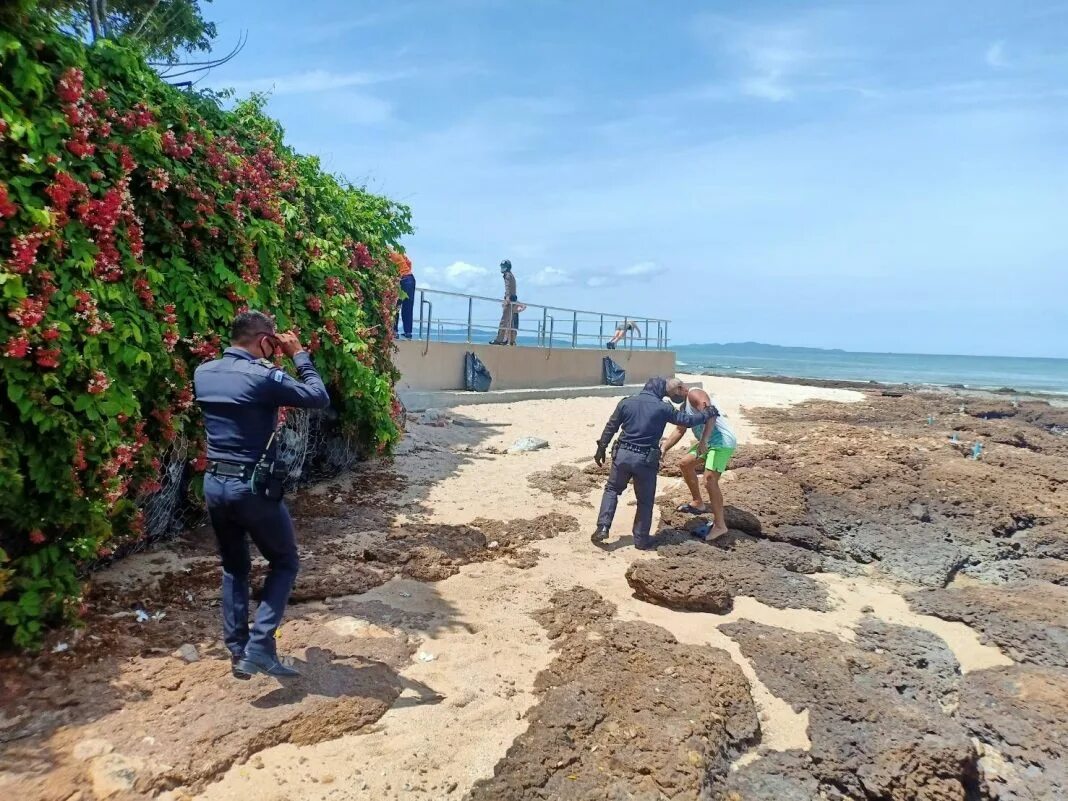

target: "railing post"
[466,296,473,343]
[418,290,425,339]
[599,314,604,349]
[571,311,578,348]
[546,316,554,358]
[420,298,433,356]
[542,307,547,348]
[644,320,649,350]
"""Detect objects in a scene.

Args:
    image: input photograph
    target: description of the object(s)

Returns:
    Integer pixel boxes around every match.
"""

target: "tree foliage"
[0,16,411,647]
[34,0,217,62]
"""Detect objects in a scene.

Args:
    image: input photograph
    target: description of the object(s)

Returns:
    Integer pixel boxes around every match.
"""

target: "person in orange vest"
[391,251,416,340]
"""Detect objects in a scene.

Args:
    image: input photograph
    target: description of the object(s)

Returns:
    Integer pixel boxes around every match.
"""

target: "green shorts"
[688,444,735,474]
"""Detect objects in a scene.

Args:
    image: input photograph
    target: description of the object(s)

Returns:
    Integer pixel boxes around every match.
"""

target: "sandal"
[676,503,708,515]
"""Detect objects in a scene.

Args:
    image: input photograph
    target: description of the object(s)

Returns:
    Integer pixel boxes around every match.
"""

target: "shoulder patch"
[255,358,274,368]
[271,370,285,383]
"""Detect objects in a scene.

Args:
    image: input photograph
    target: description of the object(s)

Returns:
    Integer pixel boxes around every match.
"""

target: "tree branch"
[87,0,101,41]
[130,0,163,40]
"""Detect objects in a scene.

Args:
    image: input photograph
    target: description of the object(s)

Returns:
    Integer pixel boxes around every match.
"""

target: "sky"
[201,0,1068,358]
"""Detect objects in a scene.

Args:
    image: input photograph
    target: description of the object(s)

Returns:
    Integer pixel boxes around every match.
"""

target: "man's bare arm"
[662,425,686,452]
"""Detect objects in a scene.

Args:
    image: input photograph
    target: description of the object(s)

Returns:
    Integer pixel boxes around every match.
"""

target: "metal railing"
[408,288,671,351]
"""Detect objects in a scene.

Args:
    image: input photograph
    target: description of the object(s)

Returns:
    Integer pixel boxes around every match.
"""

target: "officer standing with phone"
[194,311,330,679]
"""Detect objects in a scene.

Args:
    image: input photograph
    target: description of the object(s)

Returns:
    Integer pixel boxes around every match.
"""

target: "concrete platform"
[394,339,674,393]
[399,381,701,412]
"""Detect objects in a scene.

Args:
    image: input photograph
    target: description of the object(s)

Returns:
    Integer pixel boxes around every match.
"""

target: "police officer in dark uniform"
[194,311,330,678]
[592,377,716,549]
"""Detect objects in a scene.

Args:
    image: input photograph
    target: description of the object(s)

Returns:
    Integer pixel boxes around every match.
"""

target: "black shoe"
[235,653,301,678]
[591,527,609,545]
[606,342,616,350]
[230,653,253,680]
[633,539,657,551]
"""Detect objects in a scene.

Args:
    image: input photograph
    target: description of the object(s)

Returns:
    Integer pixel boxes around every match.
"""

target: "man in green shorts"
[661,385,737,540]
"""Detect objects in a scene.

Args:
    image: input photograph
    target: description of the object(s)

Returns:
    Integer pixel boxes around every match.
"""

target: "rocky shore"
[1,377,1064,800]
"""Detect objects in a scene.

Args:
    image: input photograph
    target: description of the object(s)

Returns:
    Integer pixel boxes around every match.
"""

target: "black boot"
[591,526,609,545]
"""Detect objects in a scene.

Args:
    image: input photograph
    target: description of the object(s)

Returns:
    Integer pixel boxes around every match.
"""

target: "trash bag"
[602,356,626,387]
[464,351,493,392]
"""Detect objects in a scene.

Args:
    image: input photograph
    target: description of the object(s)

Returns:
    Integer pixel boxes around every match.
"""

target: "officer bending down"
[592,377,716,549]
[194,311,330,678]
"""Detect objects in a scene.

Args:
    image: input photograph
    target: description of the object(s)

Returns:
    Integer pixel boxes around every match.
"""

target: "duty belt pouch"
[644,445,661,467]
[250,429,287,500]
[611,440,621,460]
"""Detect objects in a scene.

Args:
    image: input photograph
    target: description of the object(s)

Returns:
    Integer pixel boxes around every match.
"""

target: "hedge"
[0,20,412,647]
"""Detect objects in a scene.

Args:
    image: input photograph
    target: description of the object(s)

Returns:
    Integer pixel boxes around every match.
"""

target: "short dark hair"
[230,310,276,344]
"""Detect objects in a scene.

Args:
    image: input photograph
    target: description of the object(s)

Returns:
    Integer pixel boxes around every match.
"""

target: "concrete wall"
[394,340,675,392]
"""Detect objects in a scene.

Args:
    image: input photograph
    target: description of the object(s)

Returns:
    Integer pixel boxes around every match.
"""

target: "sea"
[674,343,1068,396]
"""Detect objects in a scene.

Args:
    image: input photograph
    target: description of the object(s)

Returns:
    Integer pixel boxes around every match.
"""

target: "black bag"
[602,356,626,387]
[464,351,493,392]
[250,429,287,500]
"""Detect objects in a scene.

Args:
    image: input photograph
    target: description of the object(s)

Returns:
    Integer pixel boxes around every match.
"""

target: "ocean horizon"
[674,342,1068,395]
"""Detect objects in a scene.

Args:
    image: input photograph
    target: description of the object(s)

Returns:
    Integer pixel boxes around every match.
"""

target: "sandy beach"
[2,374,1066,800]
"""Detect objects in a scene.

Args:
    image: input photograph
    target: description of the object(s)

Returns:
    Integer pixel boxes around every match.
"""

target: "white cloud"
[529,266,573,287]
[227,69,405,96]
[985,41,1009,69]
[420,261,490,293]
[619,261,667,278]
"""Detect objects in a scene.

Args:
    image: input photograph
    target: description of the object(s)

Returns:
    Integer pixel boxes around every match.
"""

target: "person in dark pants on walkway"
[592,377,716,549]
[490,259,519,345]
[391,251,416,340]
[194,311,331,679]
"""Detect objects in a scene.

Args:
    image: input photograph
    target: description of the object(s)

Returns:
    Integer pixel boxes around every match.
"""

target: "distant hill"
[676,341,847,354]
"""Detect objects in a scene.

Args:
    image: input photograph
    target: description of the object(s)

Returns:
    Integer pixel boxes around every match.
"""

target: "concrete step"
[399,381,701,412]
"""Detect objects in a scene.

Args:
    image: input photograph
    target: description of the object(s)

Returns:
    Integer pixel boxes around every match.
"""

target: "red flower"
[42,326,61,342]
[29,529,47,545]
[0,182,17,220]
[306,296,323,313]
[353,242,373,269]
[87,370,110,394]
[147,167,170,191]
[35,347,61,369]
[3,336,31,358]
[133,276,155,308]
[6,232,43,273]
[325,276,343,296]
[9,297,47,328]
[56,67,84,104]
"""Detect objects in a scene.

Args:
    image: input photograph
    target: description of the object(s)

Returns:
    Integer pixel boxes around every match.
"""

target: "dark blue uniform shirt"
[194,347,331,464]
[597,377,716,449]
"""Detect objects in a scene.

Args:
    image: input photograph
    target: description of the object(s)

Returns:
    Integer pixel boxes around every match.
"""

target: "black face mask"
[259,334,277,360]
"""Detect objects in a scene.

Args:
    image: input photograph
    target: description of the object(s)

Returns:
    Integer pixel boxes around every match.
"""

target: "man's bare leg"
[706,470,728,538]
[678,454,708,511]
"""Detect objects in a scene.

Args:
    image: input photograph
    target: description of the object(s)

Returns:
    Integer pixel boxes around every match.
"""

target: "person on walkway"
[606,319,641,350]
[661,386,737,540]
[490,259,519,345]
[194,311,331,679]
[592,377,716,549]
[391,251,416,340]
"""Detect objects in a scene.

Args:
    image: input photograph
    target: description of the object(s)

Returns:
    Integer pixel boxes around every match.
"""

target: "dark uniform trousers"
[596,448,658,547]
[205,474,298,659]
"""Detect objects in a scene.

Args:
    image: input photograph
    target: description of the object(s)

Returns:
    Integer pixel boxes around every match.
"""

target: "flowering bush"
[0,22,411,646]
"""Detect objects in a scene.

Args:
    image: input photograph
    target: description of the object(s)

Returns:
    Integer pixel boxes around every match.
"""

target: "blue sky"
[203,1,1068,357]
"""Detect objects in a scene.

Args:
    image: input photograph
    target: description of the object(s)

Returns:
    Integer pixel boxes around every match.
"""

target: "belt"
[617,442,653,454]
[207,460,254,479]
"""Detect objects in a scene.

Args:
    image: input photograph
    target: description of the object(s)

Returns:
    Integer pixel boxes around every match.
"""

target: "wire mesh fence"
[86,410,363,572]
